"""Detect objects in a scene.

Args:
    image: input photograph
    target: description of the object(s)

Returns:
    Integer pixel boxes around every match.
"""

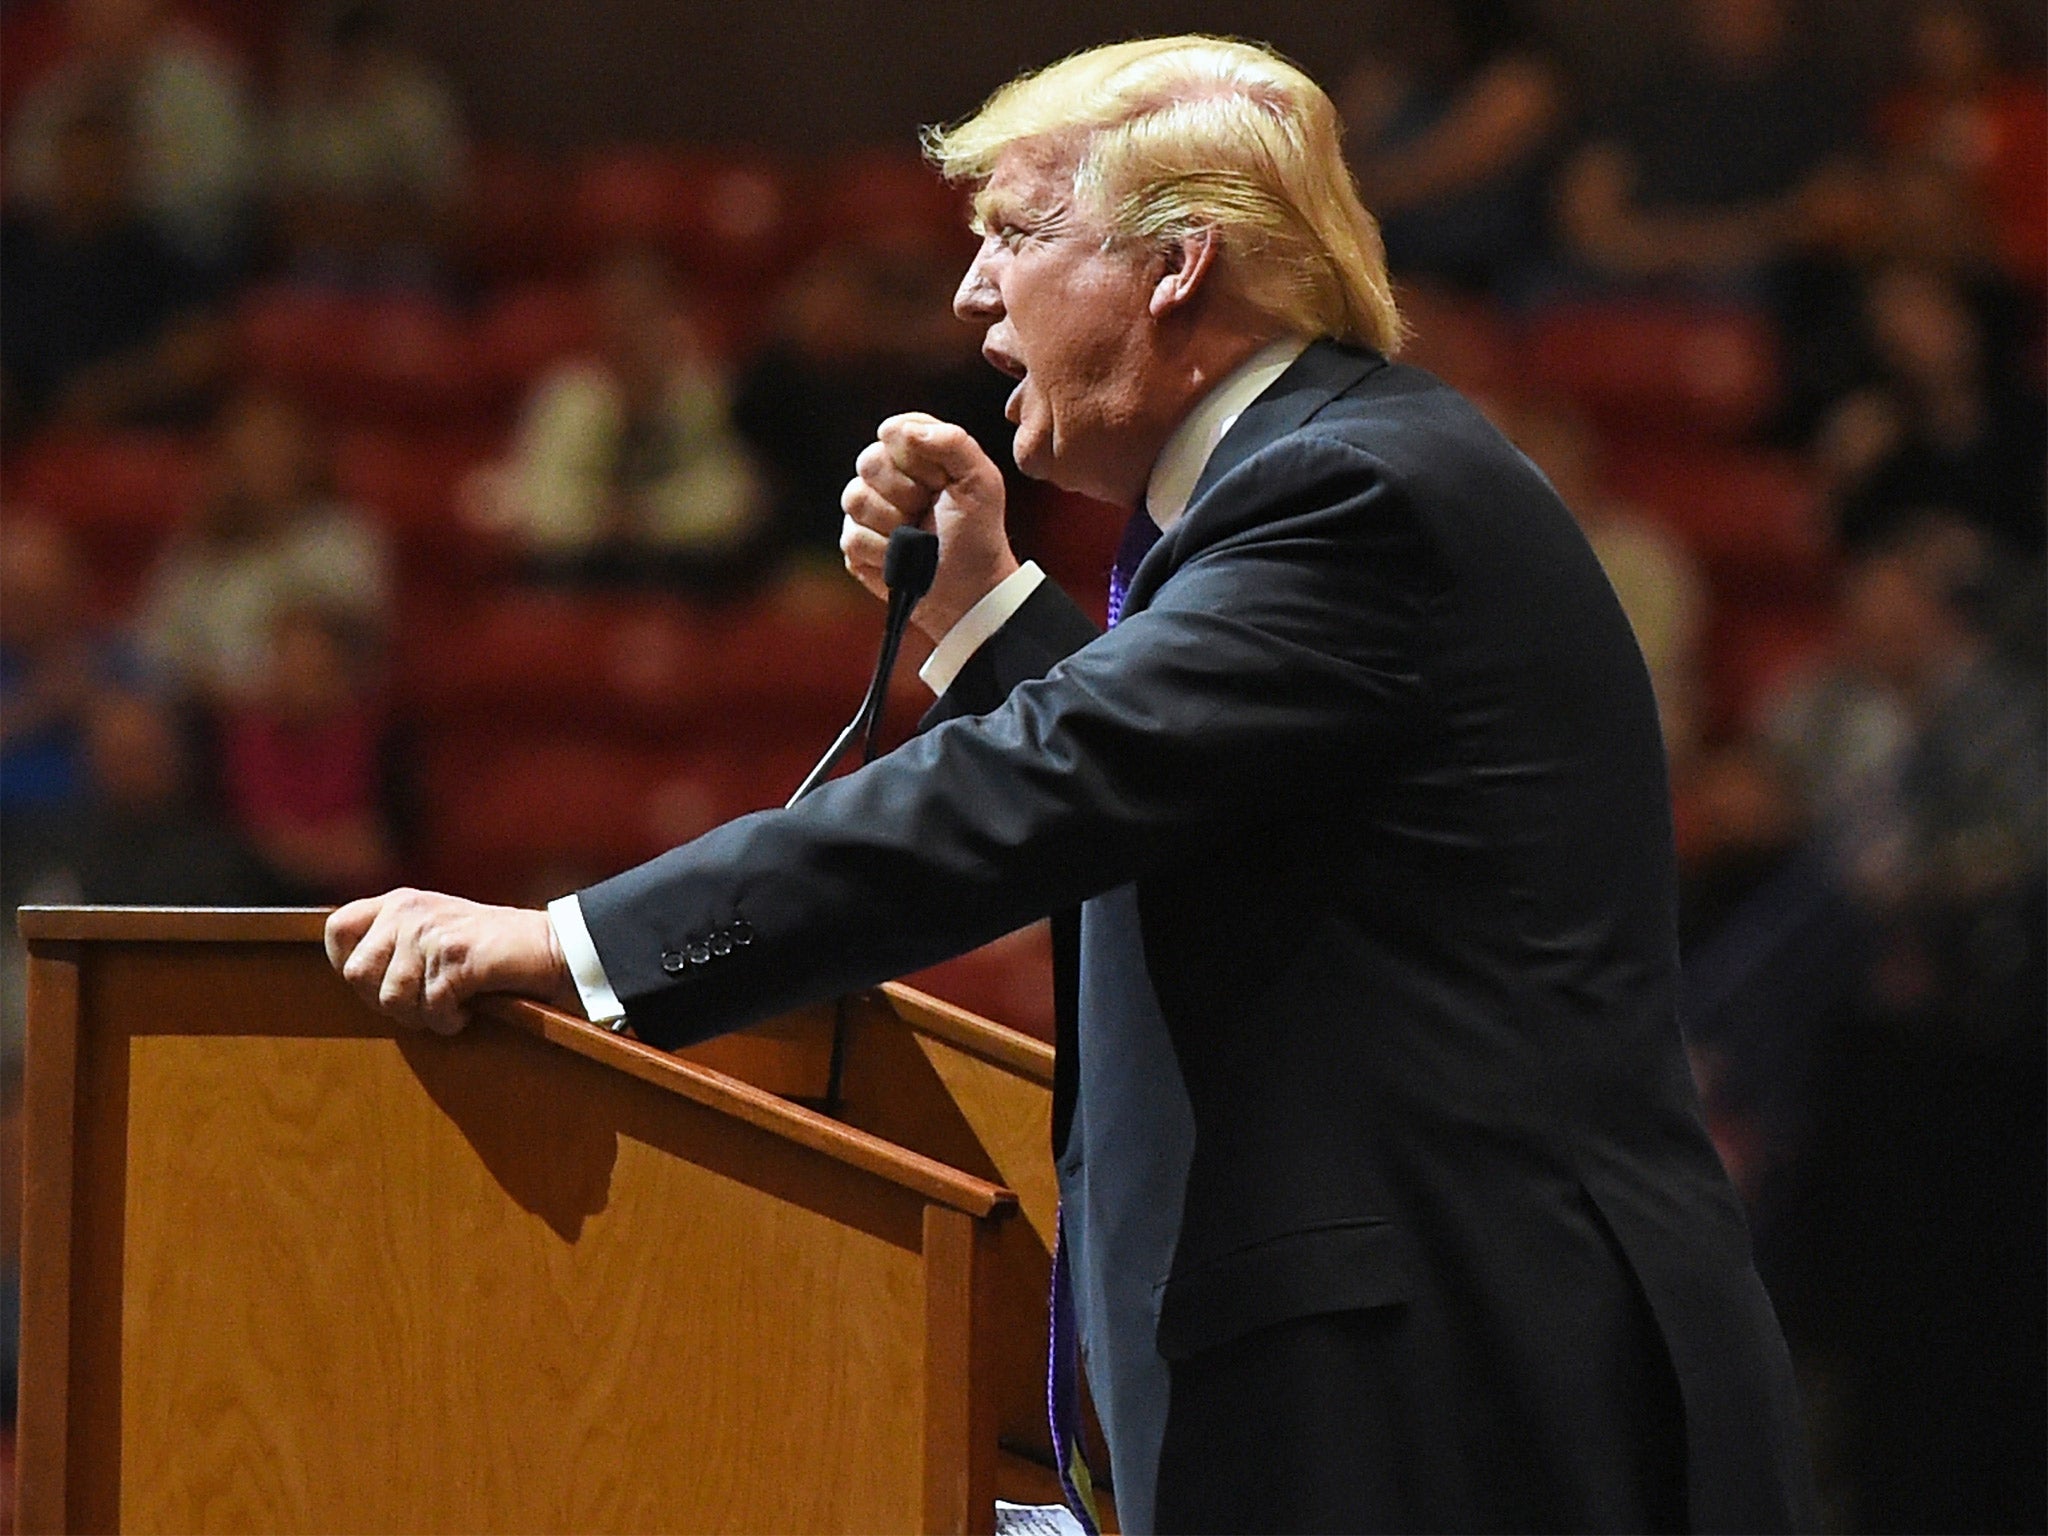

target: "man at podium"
[329,35,1817,1536]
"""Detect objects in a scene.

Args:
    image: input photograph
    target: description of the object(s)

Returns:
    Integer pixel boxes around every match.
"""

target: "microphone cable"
[785,524,941,807]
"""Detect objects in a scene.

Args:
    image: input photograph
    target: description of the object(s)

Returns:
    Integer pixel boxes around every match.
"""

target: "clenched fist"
[325,888,583,1034]
[840,412,1020,640]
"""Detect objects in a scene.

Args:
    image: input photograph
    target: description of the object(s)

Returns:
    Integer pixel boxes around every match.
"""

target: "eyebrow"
[971,188,1020,233]
[970,188,1071,238]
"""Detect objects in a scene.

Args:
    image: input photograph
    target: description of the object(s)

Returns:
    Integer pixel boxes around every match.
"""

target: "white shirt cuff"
[547,893,627,1024]
[918,562,1046,696]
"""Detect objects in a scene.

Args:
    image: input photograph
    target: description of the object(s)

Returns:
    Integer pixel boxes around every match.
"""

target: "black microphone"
[786,524,941,806]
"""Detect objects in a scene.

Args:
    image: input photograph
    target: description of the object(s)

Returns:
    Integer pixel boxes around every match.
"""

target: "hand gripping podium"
[16,907,1094,1534]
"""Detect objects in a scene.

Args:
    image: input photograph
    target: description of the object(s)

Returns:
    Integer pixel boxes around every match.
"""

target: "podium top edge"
[18,906,331,943]
[18,905,1023,1221]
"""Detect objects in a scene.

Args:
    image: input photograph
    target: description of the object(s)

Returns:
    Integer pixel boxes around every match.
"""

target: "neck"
[1106,325,1290,510]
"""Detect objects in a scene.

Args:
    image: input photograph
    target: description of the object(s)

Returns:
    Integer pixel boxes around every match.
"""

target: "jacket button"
[728,920,754,947]
[685,939,712,966]
[709,932,733,957]
[660,949,687,975]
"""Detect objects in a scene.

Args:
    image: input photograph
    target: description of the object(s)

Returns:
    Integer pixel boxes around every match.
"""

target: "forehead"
[973,139,1082,223]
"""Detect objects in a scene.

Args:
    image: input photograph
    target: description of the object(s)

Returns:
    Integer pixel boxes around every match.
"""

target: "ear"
[1148,227,1219,320]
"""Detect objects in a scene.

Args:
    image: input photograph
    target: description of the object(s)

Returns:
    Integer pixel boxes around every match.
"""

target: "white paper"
[994,1499,1090,1536]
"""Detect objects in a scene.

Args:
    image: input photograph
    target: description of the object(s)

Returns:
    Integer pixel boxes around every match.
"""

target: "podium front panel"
[19,913,1013,1534]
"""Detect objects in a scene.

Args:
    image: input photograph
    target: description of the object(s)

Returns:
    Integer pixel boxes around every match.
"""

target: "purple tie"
[1105,508,1161,629]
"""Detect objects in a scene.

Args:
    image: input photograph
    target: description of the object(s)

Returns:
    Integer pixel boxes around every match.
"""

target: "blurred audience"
[4,0,256,280]
[735,232,1015,560]
[1750,513,2044,1533]
[268,1,469,291]
[219,600,395,901]
[0,517,146,830]
[13,688,286,908]
[1814,260,2045,559]
[1875,0,2047,294]
[1556,0,1889,440]
[1766,516,2042,949]
[1340,0,1566,297]
[135,387,390,707]
[0,89,231,432]
[1557,0,1869,290]
[464,250,774,593]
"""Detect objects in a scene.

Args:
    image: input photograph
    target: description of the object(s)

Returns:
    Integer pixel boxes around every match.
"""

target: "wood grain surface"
[112,948,934,1533]
[16,920,1031,1534]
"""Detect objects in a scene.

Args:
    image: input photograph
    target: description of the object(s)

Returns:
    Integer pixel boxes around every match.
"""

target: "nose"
[954,237,1004,322]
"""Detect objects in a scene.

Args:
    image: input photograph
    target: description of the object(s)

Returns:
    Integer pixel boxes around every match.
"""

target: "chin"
[1011,426,1055,484]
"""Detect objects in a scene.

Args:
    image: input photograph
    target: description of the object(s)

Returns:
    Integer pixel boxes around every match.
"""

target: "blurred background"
[0,0,2041,1529]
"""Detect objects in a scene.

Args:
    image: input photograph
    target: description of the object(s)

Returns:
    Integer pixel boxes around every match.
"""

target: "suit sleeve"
[922,577,1102,725]
[578,438,1440,1048]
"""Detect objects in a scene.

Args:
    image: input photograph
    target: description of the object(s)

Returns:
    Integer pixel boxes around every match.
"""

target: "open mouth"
[982,341,1028,423]
[983,342,1027,382]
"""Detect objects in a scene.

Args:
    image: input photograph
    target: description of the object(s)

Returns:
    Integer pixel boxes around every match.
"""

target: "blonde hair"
[924,36,1402,355]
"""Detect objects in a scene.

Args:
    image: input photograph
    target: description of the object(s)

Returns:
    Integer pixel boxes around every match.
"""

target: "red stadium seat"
[397,589,710,731]
[1009,485,1121,629]
[572,151,801,282]
[6,430,208,610]
[1524,301,1781,441]
[466,146,579,281]
[396,578,924,753]
[7,429,206,538]
[474,283,600,395]
[414,731,819,901]
[1703,597,1837,736]
[1601,440,1831,595]
[333,428,499,577]
[904,922,1057,1044]
[814,149,975,255]
[238,287,490,426]
[1395,284,1520,405]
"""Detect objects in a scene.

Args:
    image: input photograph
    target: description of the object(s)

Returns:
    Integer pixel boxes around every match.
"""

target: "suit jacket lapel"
[1121,339,1386,618]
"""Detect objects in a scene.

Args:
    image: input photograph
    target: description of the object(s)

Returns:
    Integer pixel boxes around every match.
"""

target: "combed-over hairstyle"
[924,36,1403,355]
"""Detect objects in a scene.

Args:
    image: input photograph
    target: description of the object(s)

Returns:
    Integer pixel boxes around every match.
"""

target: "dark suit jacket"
[577,341,1817,1533]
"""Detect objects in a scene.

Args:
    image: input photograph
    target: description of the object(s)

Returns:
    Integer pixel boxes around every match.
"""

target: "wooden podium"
[15,907,1085,1535]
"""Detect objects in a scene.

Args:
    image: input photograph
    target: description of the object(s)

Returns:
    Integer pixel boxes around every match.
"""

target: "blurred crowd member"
[1557,0,1868,290]
[735,232,1014,561]
[135,388,389,707]
[0,517,145,827]
[1675,741,1855,1213]
[14,688,285,907]
[1497,403,1706,769]
[1757,514,2043,1533]
[1765,516,2042,1021]
[219,601,394,901]
[465,250,773,594]
[1814,260,2045,558]
[0,91,229,431]
[1339,0,1566,297]
[1876,0,2047,293]
[269,1,469,291]
[4,0,256,279]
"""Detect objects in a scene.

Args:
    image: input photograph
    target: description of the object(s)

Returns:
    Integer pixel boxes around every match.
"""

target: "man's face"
[954,142,1168,505]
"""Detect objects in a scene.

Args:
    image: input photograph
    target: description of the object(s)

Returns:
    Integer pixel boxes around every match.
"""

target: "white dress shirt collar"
[1143,335,1311,530]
